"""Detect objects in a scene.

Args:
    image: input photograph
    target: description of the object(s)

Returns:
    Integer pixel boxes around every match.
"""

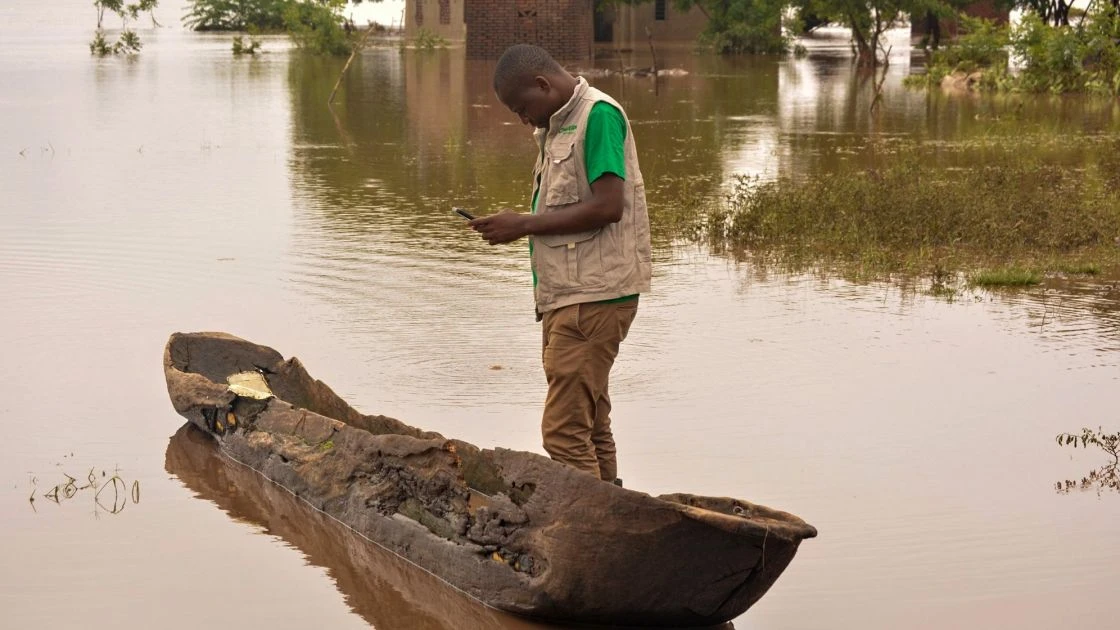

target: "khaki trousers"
[540,298,638,482]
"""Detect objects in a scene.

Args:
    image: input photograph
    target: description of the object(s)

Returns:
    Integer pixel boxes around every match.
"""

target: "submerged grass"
[968,268,1042,287]
[692,141,1120,281]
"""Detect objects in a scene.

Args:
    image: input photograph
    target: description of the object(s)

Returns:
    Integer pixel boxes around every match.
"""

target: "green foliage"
[600,0,788,54]
[90,0,155,56]
[413,27,447,50]
[185,1,375,60]
[905,15,1010,88]
[794,0,913,64]
[1014,0,1075,26]
[939,15,1010,69]
[909,7,1120,95]
[1012,7,1120,95]
[681,0,789,54]
[283,0,354,56]
[184,0,293,31]
[967,268,1042,286]
[232,33,263,54]
[89,30,114,55]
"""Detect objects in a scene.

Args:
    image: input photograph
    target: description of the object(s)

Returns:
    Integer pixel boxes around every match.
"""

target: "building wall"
[405,0,467,42]
[464,0,595,61]
[608,1,708,49]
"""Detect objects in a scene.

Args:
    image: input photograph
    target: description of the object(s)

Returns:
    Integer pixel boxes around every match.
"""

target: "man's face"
[497,76,557,129]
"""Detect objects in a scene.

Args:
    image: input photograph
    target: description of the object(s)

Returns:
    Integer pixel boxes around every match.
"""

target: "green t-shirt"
[531,101,637,304]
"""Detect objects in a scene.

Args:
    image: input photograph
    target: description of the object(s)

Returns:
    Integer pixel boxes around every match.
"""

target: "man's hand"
[470,211,532,245]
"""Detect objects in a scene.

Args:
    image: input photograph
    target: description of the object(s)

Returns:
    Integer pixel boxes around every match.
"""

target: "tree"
[676,0,790,53]
[184,0,374,34]
[600,0,789,54]
[91,0,159,56]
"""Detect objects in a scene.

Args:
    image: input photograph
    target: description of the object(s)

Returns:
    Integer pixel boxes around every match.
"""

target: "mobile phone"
[453,207,476,221]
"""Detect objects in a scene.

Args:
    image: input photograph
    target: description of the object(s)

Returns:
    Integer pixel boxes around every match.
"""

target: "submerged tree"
[184,0,378,56]
[601,0,789,54]
[91,0,159,56]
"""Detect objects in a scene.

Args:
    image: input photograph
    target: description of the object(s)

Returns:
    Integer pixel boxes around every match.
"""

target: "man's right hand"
[470,211,533,245]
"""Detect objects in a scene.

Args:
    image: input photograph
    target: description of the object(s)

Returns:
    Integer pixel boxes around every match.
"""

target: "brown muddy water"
[2,2,1119,628]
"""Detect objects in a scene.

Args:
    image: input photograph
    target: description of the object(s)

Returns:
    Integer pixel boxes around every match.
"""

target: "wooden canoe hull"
[163,332,816,627]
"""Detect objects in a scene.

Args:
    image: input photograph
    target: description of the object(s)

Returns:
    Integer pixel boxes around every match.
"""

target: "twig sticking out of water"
[328,24,377,106]
[29,467,141,515]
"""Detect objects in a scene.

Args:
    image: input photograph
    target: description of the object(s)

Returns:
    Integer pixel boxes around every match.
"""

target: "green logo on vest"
[558,124,578,134]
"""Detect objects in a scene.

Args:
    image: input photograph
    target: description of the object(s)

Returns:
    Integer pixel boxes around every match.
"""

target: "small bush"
[90,30,113,56]
[232,34,262,55]
[413,28,447,50]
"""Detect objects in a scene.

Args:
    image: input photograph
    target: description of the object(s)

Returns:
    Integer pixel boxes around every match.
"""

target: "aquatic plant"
[968,268,1043,287]
[29,467,141,515]
[232,33,262,55]
[412,28,447,51]
[1055,427,1120,495]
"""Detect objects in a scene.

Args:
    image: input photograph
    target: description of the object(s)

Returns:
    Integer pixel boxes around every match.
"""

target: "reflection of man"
[470,45,651,485]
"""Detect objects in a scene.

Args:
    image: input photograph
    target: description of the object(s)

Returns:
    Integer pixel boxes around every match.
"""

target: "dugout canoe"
[163,332,816,627]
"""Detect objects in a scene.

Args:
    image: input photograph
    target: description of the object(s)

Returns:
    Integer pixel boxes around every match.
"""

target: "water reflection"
[984,274,1120,353]
[165,424,733,630]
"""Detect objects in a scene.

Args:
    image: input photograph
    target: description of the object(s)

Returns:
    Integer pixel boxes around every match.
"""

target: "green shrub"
[700,0,789,54]
[909,7,1120,95]
[413,28,447,50]
[1012,6,1120,95]
[232,33,262,54]
[283,0,353,56]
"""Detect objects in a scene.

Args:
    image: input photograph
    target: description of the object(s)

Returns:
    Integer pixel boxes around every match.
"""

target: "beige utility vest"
[531,78,652,314]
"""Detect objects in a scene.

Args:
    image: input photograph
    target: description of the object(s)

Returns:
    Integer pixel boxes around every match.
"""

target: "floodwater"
[2,1,1119,628]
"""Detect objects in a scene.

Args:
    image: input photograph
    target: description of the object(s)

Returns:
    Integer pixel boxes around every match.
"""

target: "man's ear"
[533,75,552,93]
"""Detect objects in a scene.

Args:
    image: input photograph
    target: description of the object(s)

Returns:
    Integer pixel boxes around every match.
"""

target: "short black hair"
[493,44,563,93]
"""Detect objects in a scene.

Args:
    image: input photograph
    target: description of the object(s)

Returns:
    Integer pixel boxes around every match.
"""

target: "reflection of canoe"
[165,424,601,630]
[163,332,816,627]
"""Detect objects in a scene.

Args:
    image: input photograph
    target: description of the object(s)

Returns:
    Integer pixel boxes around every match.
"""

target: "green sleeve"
[584,101,627,184]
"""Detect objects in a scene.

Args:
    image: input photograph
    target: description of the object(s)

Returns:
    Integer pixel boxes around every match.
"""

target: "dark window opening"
[654,0,666,21]
[439,0,450,25]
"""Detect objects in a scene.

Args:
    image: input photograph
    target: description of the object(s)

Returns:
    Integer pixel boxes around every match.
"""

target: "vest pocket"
[544,141,580,207]
[536,229,606,295]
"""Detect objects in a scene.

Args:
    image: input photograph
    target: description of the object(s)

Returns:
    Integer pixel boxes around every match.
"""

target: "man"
[470,44,652,484]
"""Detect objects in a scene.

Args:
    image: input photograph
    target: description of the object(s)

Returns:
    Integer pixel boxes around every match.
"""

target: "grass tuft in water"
[968,268,1042,287]
[1053,262,1102,275]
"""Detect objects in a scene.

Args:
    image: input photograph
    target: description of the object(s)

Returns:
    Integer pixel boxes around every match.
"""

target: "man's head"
[493,44,577,129]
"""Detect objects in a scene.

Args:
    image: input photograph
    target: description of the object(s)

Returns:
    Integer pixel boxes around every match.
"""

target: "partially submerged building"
[403,0,707,61]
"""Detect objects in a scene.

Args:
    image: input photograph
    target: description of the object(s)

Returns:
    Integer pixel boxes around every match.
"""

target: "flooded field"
[2,1,1119,628]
